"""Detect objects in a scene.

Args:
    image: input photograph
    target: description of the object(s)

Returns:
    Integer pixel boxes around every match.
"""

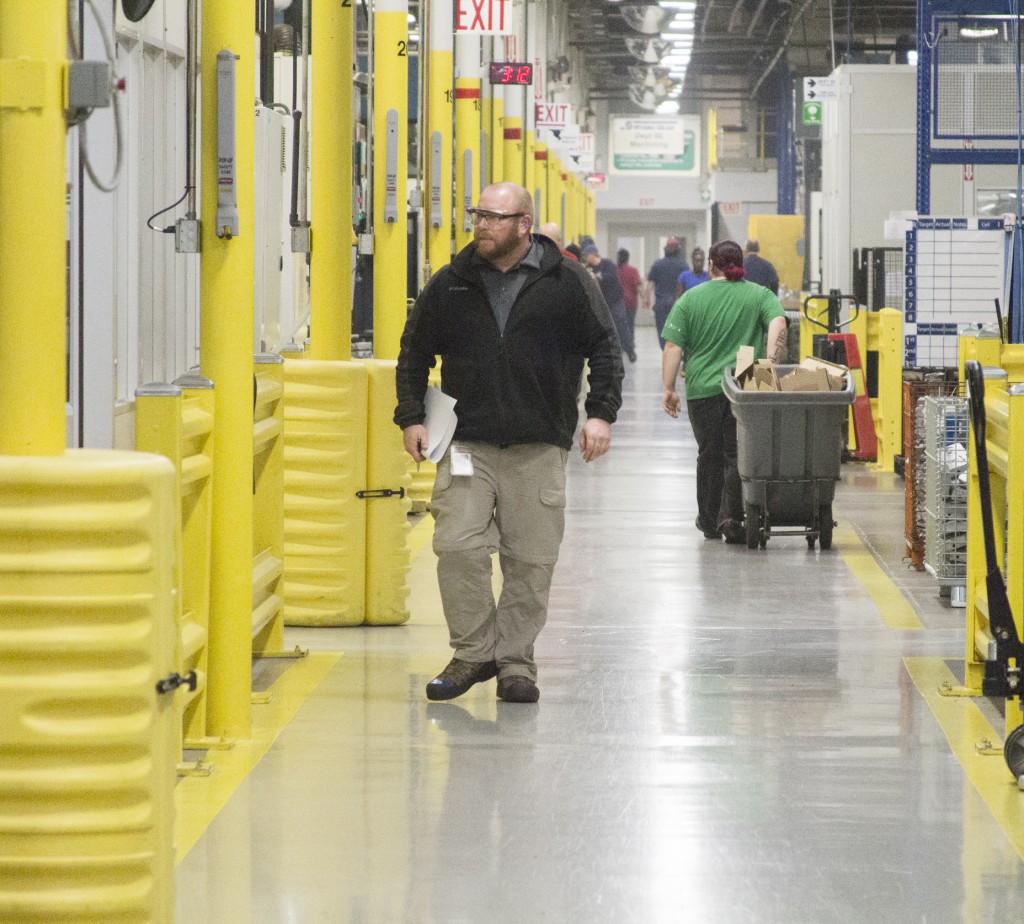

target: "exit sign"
[455,0,516,35]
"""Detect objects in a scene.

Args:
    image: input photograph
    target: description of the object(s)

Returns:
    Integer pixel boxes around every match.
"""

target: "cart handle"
[802,293,860,332]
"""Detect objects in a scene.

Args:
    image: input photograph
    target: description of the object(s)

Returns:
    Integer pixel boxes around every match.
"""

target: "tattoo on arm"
[770,327,787,362]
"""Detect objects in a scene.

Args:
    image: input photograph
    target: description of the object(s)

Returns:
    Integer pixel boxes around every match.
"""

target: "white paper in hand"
[423,386,458,463]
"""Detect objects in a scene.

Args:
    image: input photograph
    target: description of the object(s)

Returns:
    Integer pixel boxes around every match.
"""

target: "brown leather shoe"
[497,675,540,703]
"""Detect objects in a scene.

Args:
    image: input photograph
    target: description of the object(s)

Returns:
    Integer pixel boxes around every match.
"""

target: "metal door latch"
[356,487,406,499]
[156,671,198,695]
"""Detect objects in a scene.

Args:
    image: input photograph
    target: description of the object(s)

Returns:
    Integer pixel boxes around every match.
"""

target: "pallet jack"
[802,290,877,461]
[964,360,1024,785]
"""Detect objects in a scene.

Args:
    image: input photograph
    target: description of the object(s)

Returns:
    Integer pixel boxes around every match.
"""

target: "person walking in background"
[646,236,688,350]
[743,239,779,295]
[583,243,635,363]
[395,182,624,704]
[617,248,645,359]
[676,246,709,297]
[540,221,578,261]
[660,240,787,544]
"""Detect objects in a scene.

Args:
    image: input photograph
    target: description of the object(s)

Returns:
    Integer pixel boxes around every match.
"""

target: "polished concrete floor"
[176,328,1024,923]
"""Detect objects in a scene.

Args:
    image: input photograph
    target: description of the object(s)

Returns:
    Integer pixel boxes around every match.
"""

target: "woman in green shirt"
[660,240,788,543]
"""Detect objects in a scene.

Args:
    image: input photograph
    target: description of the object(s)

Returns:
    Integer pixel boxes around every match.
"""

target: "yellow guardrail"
[959,334,1024,741]
[252,355,289,665]
[136,376,216,762]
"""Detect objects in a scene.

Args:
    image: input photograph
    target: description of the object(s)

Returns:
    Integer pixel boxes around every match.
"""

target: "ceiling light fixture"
[621,4,676,34]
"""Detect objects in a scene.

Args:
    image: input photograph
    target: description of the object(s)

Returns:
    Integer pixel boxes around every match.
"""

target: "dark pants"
[686,392,744,529]
[654,300,673,349]
[609,298,634,354]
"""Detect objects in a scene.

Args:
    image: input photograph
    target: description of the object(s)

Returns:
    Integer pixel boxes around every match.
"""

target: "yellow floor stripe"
[174,651,342,864]
[904,657,1024,860]
[836,526,924,630]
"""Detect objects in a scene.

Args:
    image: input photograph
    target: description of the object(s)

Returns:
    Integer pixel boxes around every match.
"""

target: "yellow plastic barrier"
[0,450,178,923]
[136,375,216,754]
[283,358,368,625]
[964,368,1024,739]
[253,356,286,653]
[363,360,412,625]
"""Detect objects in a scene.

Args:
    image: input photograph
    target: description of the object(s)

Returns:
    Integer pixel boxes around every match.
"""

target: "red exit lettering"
[456,0,508,31]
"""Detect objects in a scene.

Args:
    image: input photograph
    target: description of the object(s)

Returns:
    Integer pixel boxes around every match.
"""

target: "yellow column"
[875,308,903,472]
[524,130,536,216]
[454,34,481,252]
[426,0,454,277]
[372,0,409,360]
[309,0,354,359]
[490,84,505,183]
[503,85,524,185]
[546,151,560,229]
[534,143,548,224]
[0,0,66,455]
[201,0,256,738]
[480,80,492,199]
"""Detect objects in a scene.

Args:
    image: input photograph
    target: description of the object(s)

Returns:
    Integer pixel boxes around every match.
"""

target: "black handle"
[155,670,198,695]
[964,361,997,572]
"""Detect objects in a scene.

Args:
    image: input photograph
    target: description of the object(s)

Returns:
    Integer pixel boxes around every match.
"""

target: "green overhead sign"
[802,101,822,126]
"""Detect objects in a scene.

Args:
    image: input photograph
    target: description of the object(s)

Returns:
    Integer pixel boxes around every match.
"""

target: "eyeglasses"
[467,208,528,225]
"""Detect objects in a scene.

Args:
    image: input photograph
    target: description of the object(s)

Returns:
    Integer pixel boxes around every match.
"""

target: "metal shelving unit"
[923,396,969,606]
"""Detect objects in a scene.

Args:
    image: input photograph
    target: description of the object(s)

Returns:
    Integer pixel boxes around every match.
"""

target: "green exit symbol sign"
[802,101,822,125]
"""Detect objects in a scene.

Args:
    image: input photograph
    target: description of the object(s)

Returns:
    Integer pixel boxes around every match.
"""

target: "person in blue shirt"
[645,237,688,350]
[676,247,709,297]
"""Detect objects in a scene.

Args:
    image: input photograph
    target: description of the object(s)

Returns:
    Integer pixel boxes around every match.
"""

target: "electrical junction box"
[175,218,200,254]
[68,61,112,109]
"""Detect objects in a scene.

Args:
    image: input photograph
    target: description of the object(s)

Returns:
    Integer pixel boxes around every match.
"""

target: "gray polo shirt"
[473,238,544,335]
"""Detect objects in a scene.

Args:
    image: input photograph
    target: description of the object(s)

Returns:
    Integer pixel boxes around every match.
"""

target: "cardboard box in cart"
[725,354,855,549]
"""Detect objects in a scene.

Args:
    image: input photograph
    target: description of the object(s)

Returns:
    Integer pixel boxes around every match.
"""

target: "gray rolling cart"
[723,365,855,550]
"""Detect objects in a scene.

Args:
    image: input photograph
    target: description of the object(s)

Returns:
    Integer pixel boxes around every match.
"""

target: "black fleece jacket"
[394,235,623,450]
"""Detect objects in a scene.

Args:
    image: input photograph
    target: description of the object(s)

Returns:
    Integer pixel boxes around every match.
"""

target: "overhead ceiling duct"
[627,85,660,110]
[621,4,676,35]
[625,37,672,63]
[628,65,671,82]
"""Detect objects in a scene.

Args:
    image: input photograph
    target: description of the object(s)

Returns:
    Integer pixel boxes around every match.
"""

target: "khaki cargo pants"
[431,442,567,681]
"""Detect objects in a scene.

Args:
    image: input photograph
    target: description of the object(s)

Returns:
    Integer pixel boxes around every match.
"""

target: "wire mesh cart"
[723,365,855,550]
[922,396,968,607]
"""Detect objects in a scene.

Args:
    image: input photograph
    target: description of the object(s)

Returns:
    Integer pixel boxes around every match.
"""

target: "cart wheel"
[1005,724,1024,780]
[819,505,834,550]
[745,503,761,550]
[807,535,816,550]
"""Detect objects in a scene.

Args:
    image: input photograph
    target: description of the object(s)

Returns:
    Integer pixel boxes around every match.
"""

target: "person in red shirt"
[616,248,644,361]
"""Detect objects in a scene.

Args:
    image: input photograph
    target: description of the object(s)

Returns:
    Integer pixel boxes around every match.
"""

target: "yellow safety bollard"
[283,359,369,625]
[0,451,178,923]
[363,361,412,625]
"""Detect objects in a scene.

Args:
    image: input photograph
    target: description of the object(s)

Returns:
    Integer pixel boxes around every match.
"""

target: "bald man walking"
[395,183,623,703]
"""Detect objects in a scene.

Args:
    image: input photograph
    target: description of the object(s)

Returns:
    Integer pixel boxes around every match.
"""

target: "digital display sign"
[488,62,533,85]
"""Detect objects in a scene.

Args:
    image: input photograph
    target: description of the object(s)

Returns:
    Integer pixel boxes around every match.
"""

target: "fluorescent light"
[960,26,999,38]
